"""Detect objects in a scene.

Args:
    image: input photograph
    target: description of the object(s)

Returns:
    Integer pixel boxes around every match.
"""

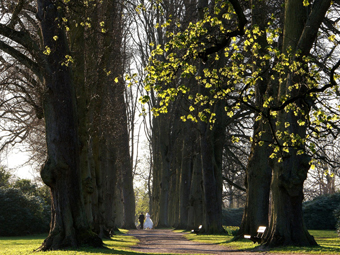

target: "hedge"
[222,193,340,231]
[303,193,340,230]
[222,207,244,226]
[0,188,50,236]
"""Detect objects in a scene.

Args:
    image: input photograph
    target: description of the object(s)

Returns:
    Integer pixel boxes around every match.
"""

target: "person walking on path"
[144,213,153,229]
[138,212,145,229]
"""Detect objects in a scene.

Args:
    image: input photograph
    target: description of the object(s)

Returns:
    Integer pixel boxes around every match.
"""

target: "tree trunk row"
[239,0,332,247]
[35,0,135,250]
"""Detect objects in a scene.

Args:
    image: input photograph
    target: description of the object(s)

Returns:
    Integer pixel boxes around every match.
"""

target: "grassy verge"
[0,228,339,254]
[184,228,340,254]
[0,229,141,255]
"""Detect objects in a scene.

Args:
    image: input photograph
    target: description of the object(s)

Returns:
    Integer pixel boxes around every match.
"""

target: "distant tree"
[35,184,51,206]
[13,179,38,196]
[135,186,150,222]
[12,178,51,205]
[304,136,340,200]
[0,167,11,188]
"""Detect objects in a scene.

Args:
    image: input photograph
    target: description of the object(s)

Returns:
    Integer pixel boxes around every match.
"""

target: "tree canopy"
[0,0,340,250]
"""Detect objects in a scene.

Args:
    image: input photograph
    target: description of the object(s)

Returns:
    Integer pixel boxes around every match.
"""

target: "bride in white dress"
[143,213,153,229]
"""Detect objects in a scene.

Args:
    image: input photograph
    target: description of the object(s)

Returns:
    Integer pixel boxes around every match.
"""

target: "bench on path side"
[191,224,203,235]
[244,226,266,244]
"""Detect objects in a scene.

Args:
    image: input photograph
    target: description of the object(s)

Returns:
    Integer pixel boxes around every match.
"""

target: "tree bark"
[157,115,171,228]
[266,150,316,246]
[239,123,272,237]
[114,81,136,229]
[36,0,101,250]
[187,147,204,230]
[199,101,226,234]
[150,116,162,226]
[177,121,195,229]
[238,0,273,238]
[264,0,331,247]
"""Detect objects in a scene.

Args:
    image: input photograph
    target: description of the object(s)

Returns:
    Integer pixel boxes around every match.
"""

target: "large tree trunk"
[187,147,204,230]
[239,124,272,237]
[114,179,124,227]
[102,138,118,234]
[195,0,225,234]
[37,0,101,250]
[266,148,315,246]
[167,102,184,228]
[69,10,95,231]
[266,82,316,246]
[176,121,195,229]
[199,101,226,234]
[107,0,136,230]
[264,0,331,247]
[238,0,273,238]
[114,81,136,229]
[151,117,162,226]
[157,115,171,228]
[83,0,135,232]
[168,149,180,227]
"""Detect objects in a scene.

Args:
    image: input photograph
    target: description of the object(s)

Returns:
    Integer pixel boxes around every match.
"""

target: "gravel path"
[126,229,267,254]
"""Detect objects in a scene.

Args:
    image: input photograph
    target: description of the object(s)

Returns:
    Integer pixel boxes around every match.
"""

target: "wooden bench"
[191,224,203,234]
[244,226,266,243]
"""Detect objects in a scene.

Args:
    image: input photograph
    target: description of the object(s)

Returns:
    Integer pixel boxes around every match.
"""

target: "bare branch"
[0,40,42,79]
[223,176,246,192]
[8,0,25,29]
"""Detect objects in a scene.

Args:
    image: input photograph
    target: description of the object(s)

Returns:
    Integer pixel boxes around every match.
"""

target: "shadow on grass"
[185,229,340,255]
[0,233,48,241]
[64,246,177,255]
[223,236,340,254]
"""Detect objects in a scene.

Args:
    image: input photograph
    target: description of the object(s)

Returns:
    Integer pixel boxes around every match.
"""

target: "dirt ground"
[125,229,297,255]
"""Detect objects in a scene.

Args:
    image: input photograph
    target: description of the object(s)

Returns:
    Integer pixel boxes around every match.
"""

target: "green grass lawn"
[185,229,340,254]
[0,230,141,255]
[0,229,339,254]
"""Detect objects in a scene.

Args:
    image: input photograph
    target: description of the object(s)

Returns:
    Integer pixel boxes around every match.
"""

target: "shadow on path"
[126,229,247,254]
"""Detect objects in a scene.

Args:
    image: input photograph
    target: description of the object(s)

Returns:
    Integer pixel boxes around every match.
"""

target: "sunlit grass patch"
[223,238,259,250]
[185,232,258,250]
[267,230,339,254]
[0,230,141,255]
[185,228,340,254]
[223,225,239,235]
[186,233,232,244]
[171,229,186,233]
[184,225,257,250]
[303,230,340,254]
[309,230,338,239]
[0,234,46,255]
[104,229,139,251]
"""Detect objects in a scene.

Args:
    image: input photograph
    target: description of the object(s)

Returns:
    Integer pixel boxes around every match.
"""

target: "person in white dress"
[143,213,153,229]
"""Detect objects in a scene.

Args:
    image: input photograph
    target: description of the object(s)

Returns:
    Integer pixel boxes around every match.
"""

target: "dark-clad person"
[138,212,145,229]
